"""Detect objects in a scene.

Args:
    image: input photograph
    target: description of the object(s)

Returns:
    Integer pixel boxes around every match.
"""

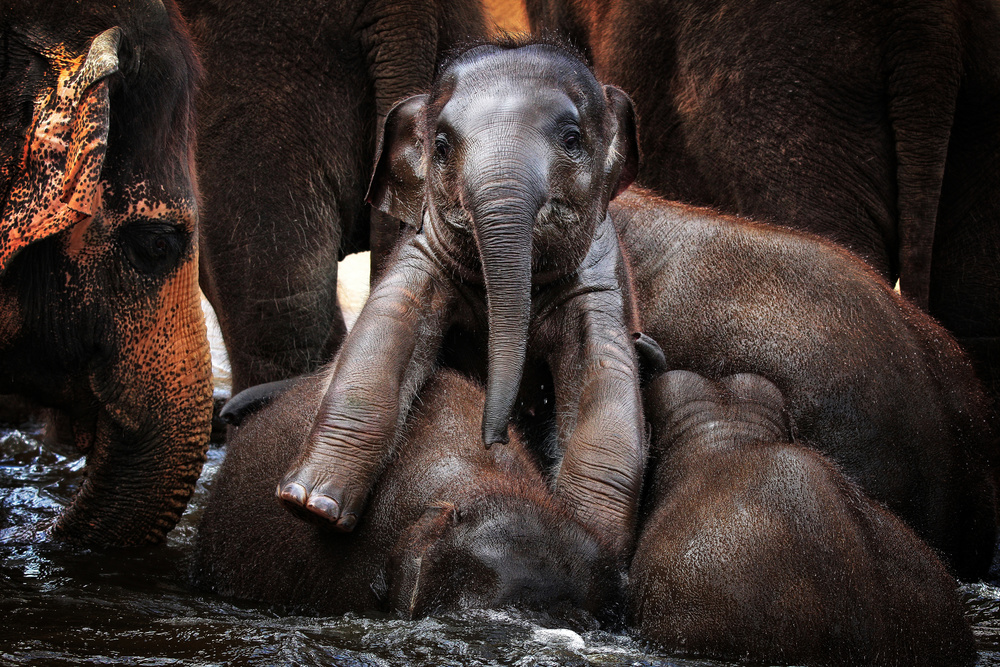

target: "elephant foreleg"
[542,222,645,555]
[277,241,453,530]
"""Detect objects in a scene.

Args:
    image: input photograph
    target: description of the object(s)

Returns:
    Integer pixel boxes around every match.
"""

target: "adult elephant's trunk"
[51,256,214,546]
[465,155,547,447]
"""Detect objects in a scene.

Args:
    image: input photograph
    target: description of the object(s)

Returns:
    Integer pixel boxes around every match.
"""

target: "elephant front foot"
[275,468,365,532]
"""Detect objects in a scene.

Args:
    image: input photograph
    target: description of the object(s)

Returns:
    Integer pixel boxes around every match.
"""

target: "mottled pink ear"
[366,94,428,229]
[604,84,640,199]
[0,27,120,273]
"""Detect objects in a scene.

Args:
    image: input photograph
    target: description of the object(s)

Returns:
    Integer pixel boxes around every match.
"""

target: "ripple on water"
[2,424,1000,666]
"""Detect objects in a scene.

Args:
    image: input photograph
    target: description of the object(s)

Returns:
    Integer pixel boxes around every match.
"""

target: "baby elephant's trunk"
[464,152,548,447]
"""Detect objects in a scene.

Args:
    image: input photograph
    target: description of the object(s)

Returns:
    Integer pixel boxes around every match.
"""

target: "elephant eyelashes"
[561,128,582,154]
[434,134,451,163]
[119,222,186,275]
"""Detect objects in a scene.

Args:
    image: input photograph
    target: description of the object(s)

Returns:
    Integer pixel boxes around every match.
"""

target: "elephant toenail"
[277,482,308,506]
[306,494,340,521]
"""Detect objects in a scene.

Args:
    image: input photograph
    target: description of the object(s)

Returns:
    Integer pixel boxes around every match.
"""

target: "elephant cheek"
[53,256,213,546]
[0,287,23,347]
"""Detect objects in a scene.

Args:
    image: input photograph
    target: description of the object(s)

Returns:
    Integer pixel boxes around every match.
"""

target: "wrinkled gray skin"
[195,369,618,617]
[612,189,998,580]
[631,370,976,666]
[276,41,646,557]
[177,0,487,393]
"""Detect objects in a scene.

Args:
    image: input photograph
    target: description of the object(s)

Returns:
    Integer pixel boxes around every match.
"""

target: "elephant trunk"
[465,157,546,447]
[51,259,214,546]
[50,402,209,545]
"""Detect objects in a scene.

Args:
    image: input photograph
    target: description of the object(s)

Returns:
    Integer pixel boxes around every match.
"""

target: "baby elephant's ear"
[0,27,121,273]
[603,85,640,199]
[366,94,429,229]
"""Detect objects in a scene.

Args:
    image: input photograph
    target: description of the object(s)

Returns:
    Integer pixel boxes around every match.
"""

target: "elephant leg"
[200,241,346,394]
[542,221,645,556]
[277,241,454,531]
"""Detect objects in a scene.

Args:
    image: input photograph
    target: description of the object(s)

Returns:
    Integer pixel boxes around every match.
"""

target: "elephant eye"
[561,128,582,154]
[434,134,451,163]
[119,221,187,276]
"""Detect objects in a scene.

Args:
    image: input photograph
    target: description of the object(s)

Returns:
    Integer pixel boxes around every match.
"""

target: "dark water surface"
[2,426,1000,666]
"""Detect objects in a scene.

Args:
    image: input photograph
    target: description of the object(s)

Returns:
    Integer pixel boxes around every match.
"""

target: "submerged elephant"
[0,1,213,546]
[279,38,996,580]
[631,370,976,666]
[526,0,1000,401]
[178,0,488,393]
[276,39,646,556]
[195,369,618,616]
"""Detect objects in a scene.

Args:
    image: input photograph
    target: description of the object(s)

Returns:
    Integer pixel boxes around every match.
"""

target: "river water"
[3,253,1000,666]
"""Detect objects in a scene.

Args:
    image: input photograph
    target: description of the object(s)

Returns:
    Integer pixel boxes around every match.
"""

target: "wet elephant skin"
[611,188,999,581]
[276,39,646,558]
[631,370,976,667]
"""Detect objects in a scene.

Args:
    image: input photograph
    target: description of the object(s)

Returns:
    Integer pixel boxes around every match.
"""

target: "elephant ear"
[366,94,428,229]
[0,27,121,274]
[603,85,640,199]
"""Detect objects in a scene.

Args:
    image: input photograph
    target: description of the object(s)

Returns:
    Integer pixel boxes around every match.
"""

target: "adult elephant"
[525,0,1000,401]
[0,1,214,545]
[279,38,997,580]
[178,0,488,393]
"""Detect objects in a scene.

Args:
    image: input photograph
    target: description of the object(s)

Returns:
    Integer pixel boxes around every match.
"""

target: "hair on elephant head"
[195,369,621,619]
[276,36,647,558]
[0,0,213,546]
[630,370,976,666]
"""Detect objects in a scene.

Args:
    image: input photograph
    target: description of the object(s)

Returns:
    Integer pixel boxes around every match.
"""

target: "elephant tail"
[885,7,962,309]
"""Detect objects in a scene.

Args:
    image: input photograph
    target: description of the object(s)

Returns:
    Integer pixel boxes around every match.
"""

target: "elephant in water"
[274,37,997,580]
[526,0,1000,404]
[0,1,213,546]
[194,369,618,617]
[178,0,488,394]
[631,370,976,666]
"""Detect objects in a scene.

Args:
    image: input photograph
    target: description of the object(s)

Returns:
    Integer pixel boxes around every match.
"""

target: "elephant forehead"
[441,50,603,120]
[440,86,581,133]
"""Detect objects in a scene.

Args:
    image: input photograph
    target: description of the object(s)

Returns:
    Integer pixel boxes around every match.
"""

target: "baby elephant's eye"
[434,134,451,163]
[562,128,582,153]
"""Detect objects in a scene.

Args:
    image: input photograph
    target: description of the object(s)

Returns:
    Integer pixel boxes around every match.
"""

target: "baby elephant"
[194,369,617,617]
[630,370,975,667]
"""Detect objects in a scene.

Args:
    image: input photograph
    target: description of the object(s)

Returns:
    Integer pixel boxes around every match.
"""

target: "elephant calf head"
[0,1,213,546]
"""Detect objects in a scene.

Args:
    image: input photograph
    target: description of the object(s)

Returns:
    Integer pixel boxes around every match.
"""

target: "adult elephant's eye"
[119,221,187,276]
[434,134,451,163]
